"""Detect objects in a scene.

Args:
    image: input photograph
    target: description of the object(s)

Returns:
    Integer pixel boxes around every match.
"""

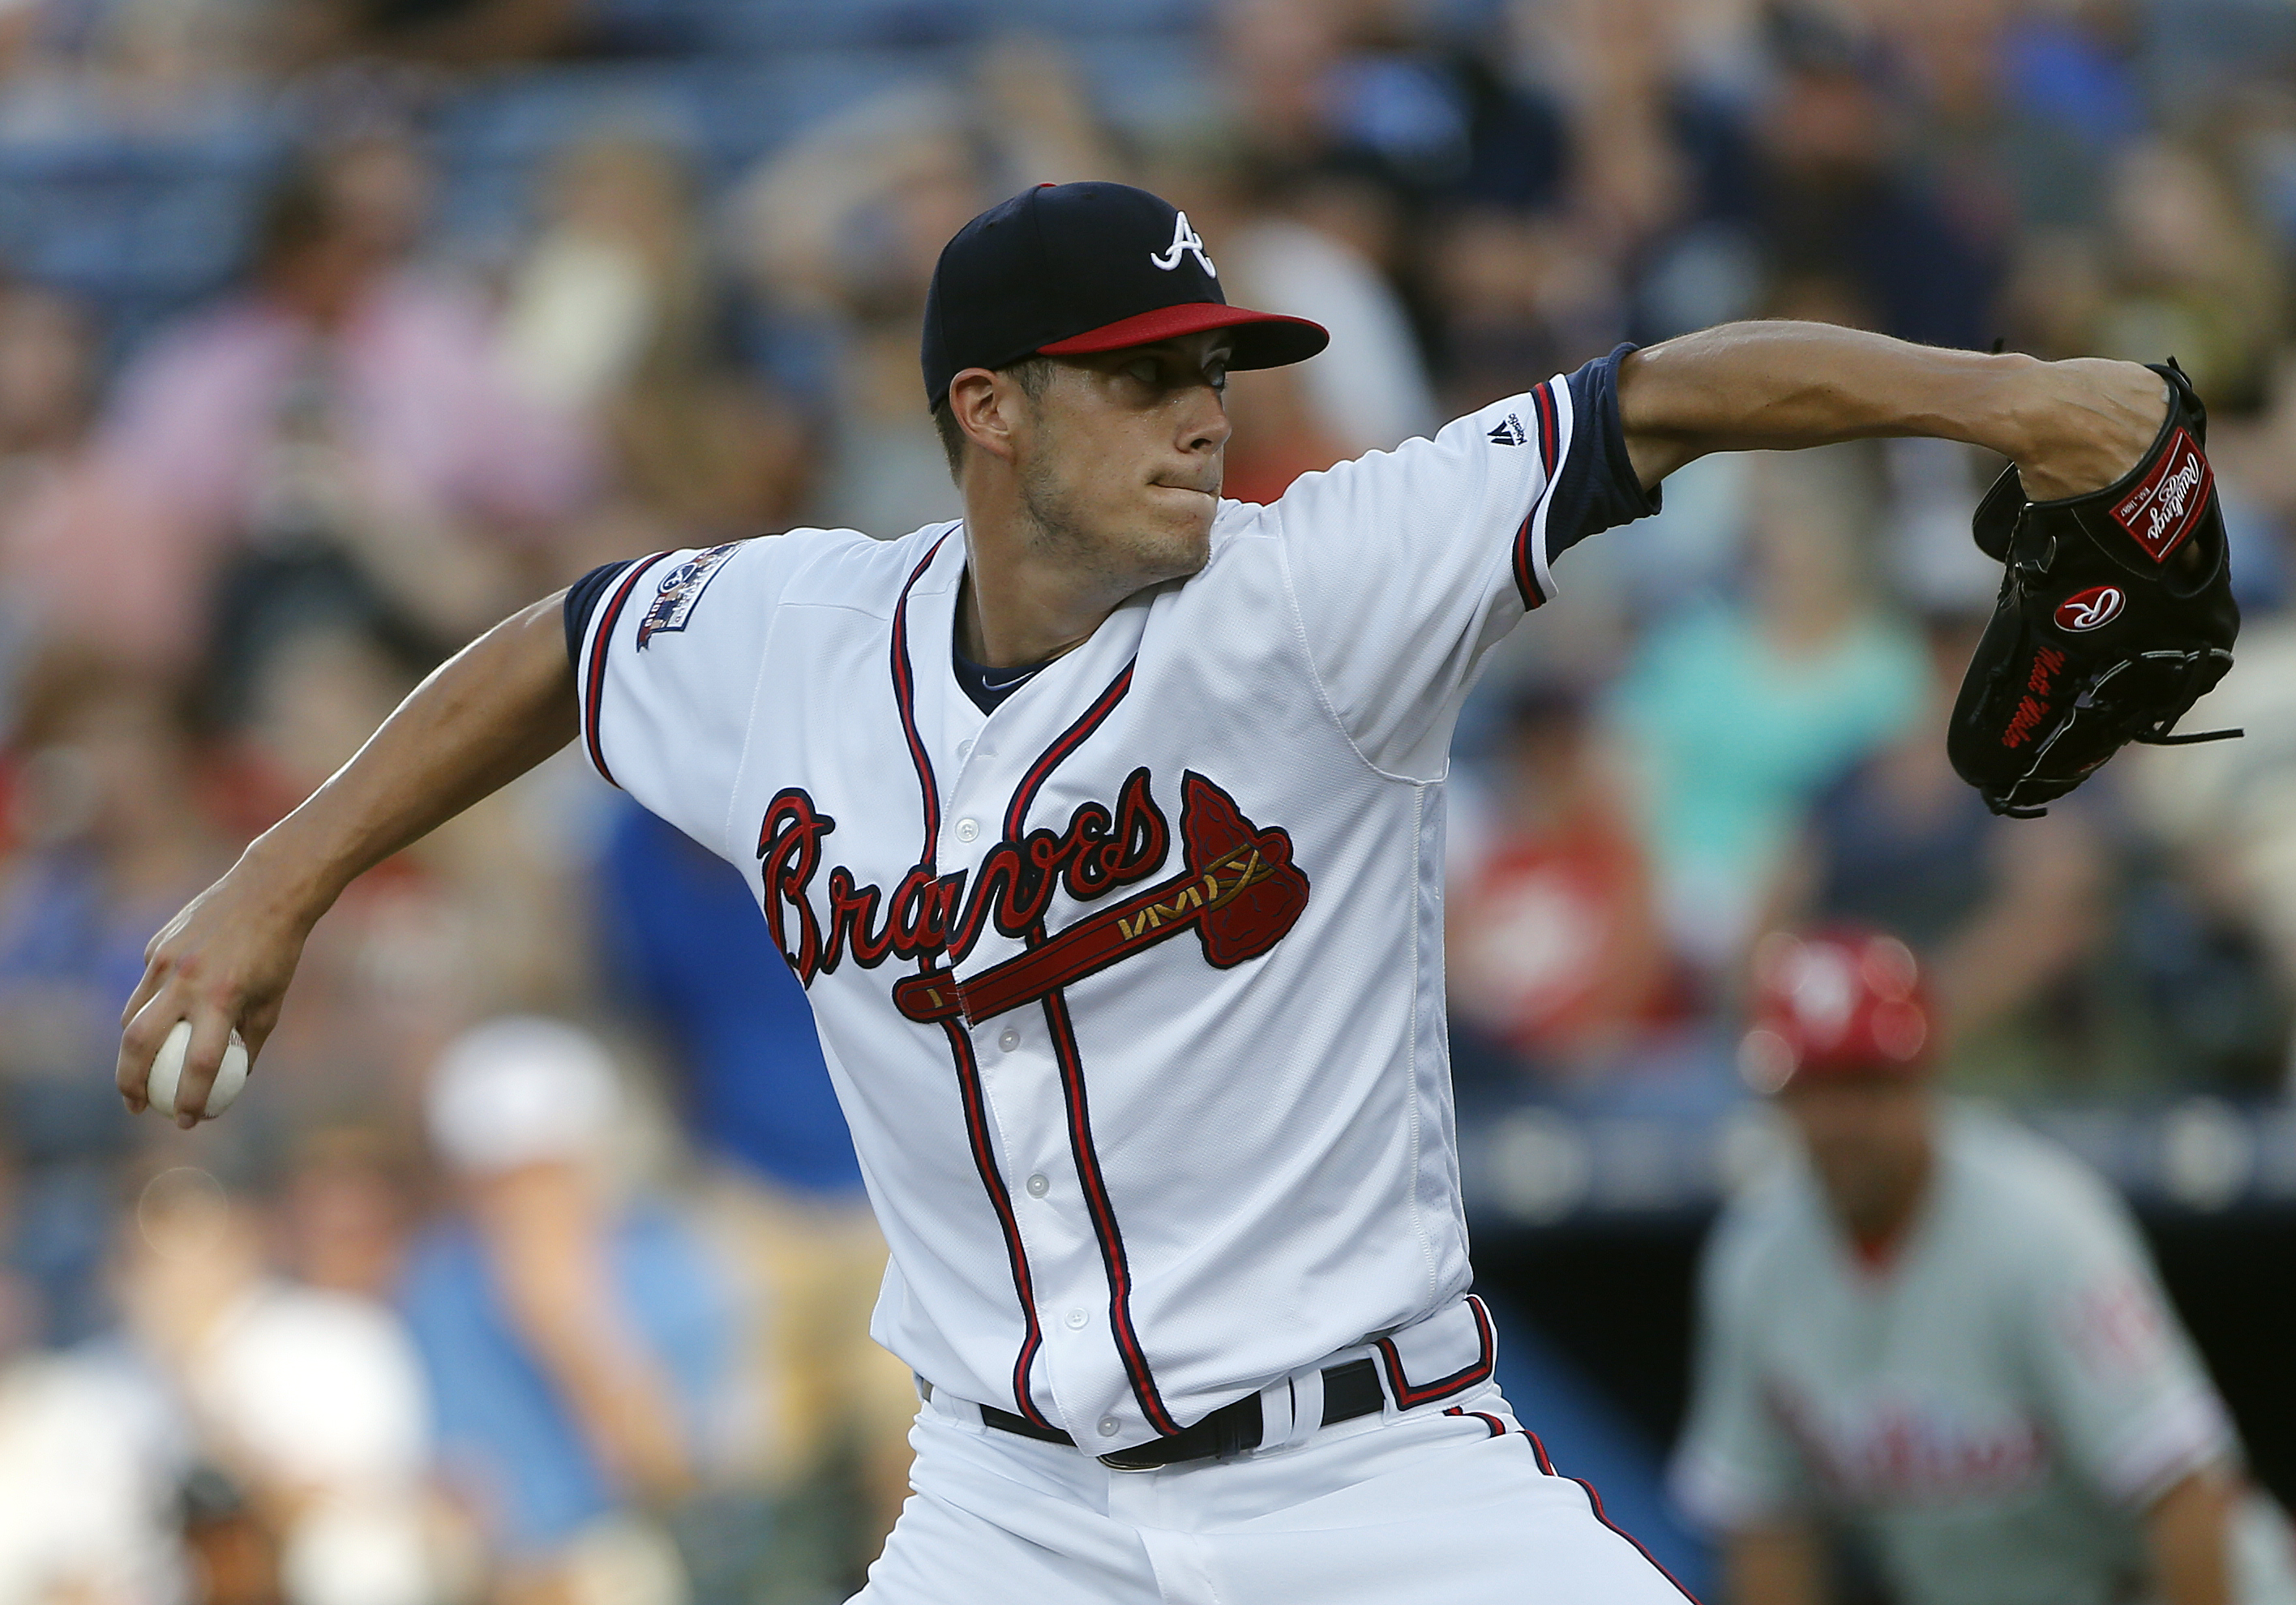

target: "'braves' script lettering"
[758,768,1171,985]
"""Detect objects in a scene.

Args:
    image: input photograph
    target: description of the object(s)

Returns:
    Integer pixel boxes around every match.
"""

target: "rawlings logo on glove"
[2110,428,2212,562]
[2054,586,2124,631]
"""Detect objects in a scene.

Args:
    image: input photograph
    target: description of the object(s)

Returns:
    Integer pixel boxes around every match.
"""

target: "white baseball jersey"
[567,351,1656,1454]
[1672,1103,2294,1605]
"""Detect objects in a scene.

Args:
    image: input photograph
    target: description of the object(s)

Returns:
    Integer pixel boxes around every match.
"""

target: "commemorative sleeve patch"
[637,541,743,648]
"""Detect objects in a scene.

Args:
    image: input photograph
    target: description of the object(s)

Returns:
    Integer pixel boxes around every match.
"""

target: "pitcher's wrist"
[234,818,358,933]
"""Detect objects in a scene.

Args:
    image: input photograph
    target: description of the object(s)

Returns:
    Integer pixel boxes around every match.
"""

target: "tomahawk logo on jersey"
[563,346,1657,1454]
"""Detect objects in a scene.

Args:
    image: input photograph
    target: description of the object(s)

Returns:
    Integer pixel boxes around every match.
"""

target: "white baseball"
[146,1020,251,1120]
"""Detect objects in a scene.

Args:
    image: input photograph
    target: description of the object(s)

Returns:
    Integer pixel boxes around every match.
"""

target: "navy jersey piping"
[1509,380,1563,610]
[564,559,634,668]
[1509,345,1664,609]
[580,553,673,789]
[1570,1473,1703,1602]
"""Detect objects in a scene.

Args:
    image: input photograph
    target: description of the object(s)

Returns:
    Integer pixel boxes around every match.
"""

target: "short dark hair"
[931,356,1054,482]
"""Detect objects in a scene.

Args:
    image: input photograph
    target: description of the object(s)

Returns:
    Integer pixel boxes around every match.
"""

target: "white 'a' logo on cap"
[1150,211,1217,277]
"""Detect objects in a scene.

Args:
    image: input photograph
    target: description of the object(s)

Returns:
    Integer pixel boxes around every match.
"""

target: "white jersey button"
[1098,1417,1120,1437]
[1026,1173,1049,1197]
[999,1026,1020,1052]
[954,818,979,842]
[1065,1308,1089,1329]
[957,738,973,760]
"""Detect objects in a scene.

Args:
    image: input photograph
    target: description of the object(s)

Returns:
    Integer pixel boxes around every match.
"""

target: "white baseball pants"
[854,1380,1697,1604]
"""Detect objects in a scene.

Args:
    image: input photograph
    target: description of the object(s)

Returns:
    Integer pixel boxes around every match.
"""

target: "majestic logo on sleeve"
[756,771,1309,1018]
[1149,212,1218,277]
[637,541,741,648]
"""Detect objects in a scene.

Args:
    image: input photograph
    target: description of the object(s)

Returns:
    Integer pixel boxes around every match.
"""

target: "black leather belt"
[979,1356,1387,1469]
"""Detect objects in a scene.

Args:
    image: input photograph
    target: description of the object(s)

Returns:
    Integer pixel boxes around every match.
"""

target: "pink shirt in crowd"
[5,270,596,664]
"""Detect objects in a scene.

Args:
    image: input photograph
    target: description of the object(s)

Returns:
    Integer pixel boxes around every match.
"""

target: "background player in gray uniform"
[118,183,2190,1601]
[1673,926,2296,1605]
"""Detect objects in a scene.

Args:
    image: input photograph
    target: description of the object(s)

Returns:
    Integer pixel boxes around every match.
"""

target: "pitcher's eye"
[1124,357,1160,386]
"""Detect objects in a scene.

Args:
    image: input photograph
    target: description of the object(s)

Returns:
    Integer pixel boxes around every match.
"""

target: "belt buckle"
[1098,1391,1265,1470]
[1096,1444,1168,1471]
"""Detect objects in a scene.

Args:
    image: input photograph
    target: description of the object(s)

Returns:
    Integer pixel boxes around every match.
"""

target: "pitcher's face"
[1009,334,1234,593]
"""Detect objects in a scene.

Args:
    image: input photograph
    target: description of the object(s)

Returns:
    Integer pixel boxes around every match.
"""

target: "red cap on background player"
[1738,927,1937,1094]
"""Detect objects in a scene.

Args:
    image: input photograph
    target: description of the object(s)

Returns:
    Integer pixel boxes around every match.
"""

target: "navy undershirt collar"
[953,642,1047,713]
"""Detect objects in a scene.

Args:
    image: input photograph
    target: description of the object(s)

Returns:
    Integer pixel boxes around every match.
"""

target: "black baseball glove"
[1948,360,2241,818]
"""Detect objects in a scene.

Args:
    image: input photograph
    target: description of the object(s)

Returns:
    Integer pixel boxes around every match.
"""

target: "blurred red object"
[1448,688,1677,1068]
[1741,926,1937,1091]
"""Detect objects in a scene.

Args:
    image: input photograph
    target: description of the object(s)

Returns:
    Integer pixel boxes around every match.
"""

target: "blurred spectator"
[401,1017,737,1605]
[278,0,585,69]
[0,280,92,486]
[1431,208,1630,415]
[1447,684,1677,1081]
[598,802,915,1592]
[2002,135,2286,412]
[62,133,592,670]
[0,648,226,1342]
[1609,447,1927,969]
[1498,0,1767,348]
[108,1162,443,1605]
[2088,139,2285,410]
[1750,11,2003,349]
[276,1128,421,1304]
[729,41,1116,537]
[1215,0,1361,179]
[1759,610,2110,1091]
[1220,175,1441,457]
[0,0,272,140]
[970,36,1129,211]
[2121,618,2296,1093]
[730,92,984,537]
[2217,352,2296,535]
[0,1254,180,1605]
[502,135,809,555]
[1512,0,1695,258]
[1888,0,2137,239]
[0,1132,166,1605]
[0,281,185,670]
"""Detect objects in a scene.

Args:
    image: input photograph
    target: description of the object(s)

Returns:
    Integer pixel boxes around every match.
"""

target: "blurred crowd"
[0,0,2292,1600]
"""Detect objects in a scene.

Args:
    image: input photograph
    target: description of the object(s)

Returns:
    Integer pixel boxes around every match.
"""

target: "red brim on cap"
[1039,302,1329,370]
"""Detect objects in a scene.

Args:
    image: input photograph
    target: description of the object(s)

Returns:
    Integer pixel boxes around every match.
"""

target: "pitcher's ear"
[948,367,1025,468]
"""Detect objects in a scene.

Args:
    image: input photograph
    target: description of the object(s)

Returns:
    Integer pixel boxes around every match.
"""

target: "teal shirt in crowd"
[1612,606,1928,955]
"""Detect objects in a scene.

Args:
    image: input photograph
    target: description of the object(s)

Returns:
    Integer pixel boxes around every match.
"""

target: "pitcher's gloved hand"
[1949,359,2242,818]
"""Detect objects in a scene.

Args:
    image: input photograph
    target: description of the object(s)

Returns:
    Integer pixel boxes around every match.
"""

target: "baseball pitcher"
[119,182,2210,1602]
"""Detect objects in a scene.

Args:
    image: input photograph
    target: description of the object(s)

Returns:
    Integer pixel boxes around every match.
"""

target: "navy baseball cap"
[921,182,1329,409]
